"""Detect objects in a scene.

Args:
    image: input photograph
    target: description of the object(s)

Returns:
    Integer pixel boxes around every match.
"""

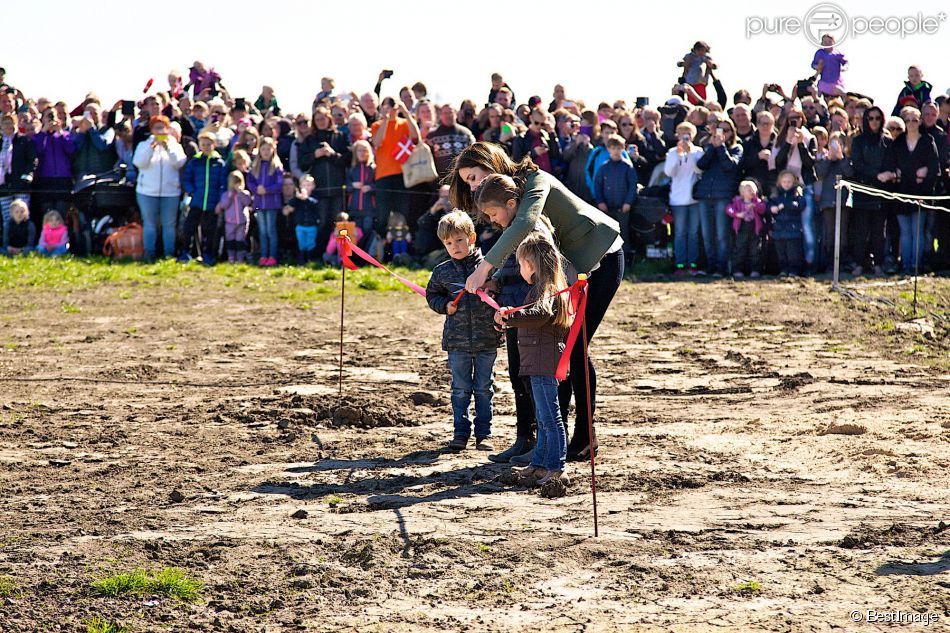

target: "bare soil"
[1,274,949,632]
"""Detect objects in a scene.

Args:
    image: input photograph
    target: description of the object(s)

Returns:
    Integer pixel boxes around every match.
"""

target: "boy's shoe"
[475,437,494,451]
[488,436,534,463]
[447,437,468,451]
[510,447,535,465]
[750,271,761,278]
[733,272,745,280]
[176,253,192,263]
[538,470,570,486]
[692,267,707,276]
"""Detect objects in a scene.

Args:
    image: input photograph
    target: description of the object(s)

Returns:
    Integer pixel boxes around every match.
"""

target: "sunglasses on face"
[620,122,633,127]
[531,120,543,126]
[296,120,308,125]
[867,115,882,121]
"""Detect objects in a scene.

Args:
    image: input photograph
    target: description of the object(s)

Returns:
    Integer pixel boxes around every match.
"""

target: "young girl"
[246,138,285,266]
[495,232,571,487]
[346,139,376,240]
[284,174,320,263]
[386,212,411,261]
[216,170,252,263]
[725,180,766,279]
[36,210,68,256]
[323,212,363,267]
[768,170,805,277]
[2,199,35,256]
[811,34,848,98]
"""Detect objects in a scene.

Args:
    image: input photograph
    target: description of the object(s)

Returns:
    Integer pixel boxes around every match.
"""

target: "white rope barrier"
[836,179,950,213]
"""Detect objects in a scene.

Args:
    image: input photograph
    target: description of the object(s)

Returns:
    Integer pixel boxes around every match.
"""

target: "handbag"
[102,223,144,260]
[401,143,439,188]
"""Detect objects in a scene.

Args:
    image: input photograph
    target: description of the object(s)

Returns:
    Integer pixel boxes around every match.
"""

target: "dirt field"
[1,267,949,632]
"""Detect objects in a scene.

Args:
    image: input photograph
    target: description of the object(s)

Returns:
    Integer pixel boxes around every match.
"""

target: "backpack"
[102,223,144,260]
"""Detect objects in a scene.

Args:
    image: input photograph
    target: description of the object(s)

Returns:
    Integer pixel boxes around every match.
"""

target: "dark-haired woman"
[450,142,622,461]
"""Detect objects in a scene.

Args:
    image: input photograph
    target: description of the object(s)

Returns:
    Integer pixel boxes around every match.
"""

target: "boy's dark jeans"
[732,222,762,274]
[181,207,218,259]
[447,350,496,441]
[775,237,803,274]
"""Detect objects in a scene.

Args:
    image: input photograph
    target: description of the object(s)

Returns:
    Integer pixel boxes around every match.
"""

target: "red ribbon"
[142,78,154,94]
[555,279,588,381]
[336,234,426,296]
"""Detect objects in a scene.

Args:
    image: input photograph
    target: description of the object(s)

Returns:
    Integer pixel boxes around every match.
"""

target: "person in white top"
[664,121,704,275]
[133,115,187,260]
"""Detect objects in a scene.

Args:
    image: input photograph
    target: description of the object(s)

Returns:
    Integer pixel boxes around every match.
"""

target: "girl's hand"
[361,185,372,193]
[351,181,362,189]
[494,309,508,326]
[257,185,267,195]
[282,205,294,215]
[770,205,779,213]
[446,303,458,316]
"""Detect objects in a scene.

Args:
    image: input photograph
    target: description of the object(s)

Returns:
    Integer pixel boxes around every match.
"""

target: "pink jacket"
[725,195,766,236]
[216,189,252,226]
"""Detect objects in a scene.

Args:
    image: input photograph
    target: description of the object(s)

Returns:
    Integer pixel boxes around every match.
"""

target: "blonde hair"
[230,149,251,171]
[9,199,28,220]
[738,180,759,197]
[675,121,697,137]
[515,233,571,331]
[227,170,245,190]
[351,139,375,168]
[43,210,63,225]
[252,137,284,179]
[437,210,476,241]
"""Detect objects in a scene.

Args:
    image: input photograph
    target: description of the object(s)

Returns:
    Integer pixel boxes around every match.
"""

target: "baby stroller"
[71,165,138,256]
[630,183,672,263]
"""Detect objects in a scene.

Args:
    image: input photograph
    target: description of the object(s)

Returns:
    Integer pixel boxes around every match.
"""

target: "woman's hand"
[916,166,928,182]
[482,279,499,294]
[257,185,267,195]
[758,148,771,161]
[465,260,493,294]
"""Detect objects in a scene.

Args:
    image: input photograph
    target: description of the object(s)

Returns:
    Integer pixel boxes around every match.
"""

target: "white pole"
[833,175,843,289]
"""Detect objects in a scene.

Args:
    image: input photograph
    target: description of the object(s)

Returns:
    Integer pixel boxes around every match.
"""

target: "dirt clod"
[169,490,185,503]
[820,423,867,436]
[291,509,308,520]
[540,478,567,498]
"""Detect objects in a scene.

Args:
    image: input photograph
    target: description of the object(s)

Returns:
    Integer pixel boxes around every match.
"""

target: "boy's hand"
[598,203,608,213]
[446,303,458,315]
[282,204,294,216]
[621,204,631,213]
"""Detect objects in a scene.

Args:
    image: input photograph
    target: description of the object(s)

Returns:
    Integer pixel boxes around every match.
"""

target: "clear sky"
[7,0,949,114]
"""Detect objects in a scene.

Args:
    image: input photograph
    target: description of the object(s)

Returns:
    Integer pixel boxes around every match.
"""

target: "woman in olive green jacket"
[448,142,623,461]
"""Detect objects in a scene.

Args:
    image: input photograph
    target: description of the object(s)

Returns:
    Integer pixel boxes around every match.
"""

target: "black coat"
[775,136,817,186]
[426,249,503,353]
[850,131,891,209]
[884,133,939,214]
[741,132,776,195]
[0,134,37,194]
[504,297,567,377]
[296,129,351,198]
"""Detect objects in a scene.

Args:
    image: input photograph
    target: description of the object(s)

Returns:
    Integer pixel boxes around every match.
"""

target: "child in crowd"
[189,102,208,135]
[246,137,284,266]
[36,210,68,256]
[425,211,503,452]
[179,131,226,264]
[811,34,848,98]
[769,170,805,277]
[893,65,932,115]
[1,199,34,256]
[323,212,363,266]
[495,232,571,487]
[255,85,279,115]
[726,180,766,279]
[284,174,320,263]
[386,211,411,262]
[216,170,252,264]
[346,139,376,241]
[679,41,715,105]
[815,132,853,271]
[593,134,638,262]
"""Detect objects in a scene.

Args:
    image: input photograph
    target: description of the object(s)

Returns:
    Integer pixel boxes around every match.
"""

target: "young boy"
[425,211,503,452]
[179,131,227,264]
[283,174,320,264]
[593,135,638,262]
[679,41,715,105]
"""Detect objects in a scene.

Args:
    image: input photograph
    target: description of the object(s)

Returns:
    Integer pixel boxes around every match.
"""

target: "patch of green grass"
[91,567,201,602]
[825,343,847,353]
[872,320,895,331]
[732,580,763,595]
[477,543,492,553]
[628,258,674,278]
[85,617,130,633]
[0,574,16,596]
[326,495,343,508]
[0,256,431,312]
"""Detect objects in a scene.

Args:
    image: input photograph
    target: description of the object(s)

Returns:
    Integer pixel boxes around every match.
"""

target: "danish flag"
[393,136,415,163]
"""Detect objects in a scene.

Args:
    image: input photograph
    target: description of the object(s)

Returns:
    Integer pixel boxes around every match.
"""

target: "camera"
[382,69,394,79]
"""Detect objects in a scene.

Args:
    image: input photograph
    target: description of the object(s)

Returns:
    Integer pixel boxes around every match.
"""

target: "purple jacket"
[726,195,766,236]
[245,161,284,211]
[34,131,76,179]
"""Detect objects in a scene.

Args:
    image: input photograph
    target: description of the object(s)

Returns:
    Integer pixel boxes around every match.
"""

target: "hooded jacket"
[893,80,933,116]
[181,150,226,211]
[426,248,503,354]
[849,107,892,210]
[297,128,351,197]
[694,142,743,200]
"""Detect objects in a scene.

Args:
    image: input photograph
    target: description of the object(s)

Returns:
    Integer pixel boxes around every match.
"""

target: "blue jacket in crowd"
[593,158,638,209]
[181,151,227,212]
[768,185,804,239]
[694,143,743,200]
